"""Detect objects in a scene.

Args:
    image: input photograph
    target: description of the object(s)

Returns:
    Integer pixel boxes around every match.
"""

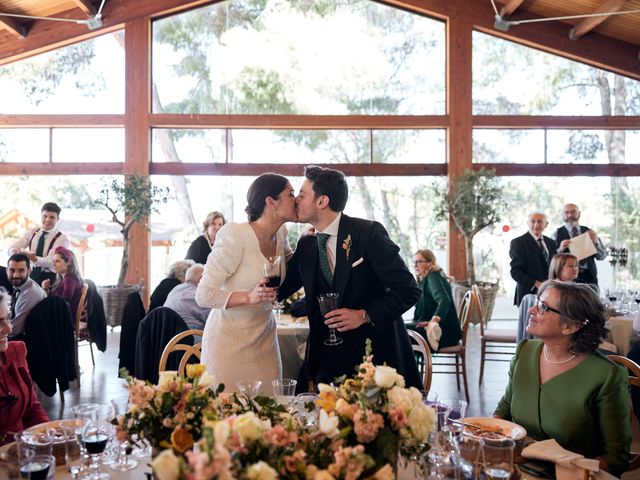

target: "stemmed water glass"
[81,406,112,480]
[318,292,343,346]
[110,396,138,472]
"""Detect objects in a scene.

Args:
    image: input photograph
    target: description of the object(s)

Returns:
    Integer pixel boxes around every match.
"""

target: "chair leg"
[455,354,461,389]
[89,342,95,367]
[479,340,486,385]
[461,356,470,403]
[75,343,81,391]
[59,382,65,404]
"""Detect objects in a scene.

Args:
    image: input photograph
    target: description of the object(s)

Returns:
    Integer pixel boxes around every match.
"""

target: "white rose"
[232,412,264,443]
[198,373,215,390]
[374,365,399,388]
[318,409,340,438]
[246,461,278,480]
[317,383,333,393]
[157,371,178,391]
[151,449,180,480]
[214,420,230,445]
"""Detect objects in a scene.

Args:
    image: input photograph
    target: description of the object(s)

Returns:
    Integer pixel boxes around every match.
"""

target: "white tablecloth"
[607,314,637,356]
[276,314,309,380]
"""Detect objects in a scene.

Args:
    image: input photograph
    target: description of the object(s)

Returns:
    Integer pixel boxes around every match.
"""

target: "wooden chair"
[407,329,432,392]
[431,291,471,402]
[74,283,91,387]
[477,284,518,385]
[158,329,204,377]
[605,355,640,472]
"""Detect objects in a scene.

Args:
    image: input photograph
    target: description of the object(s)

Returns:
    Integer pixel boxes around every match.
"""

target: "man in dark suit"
[552,203,606,289]
[510,212,557,306]
[0,266,12,294]
[278,165,422,391]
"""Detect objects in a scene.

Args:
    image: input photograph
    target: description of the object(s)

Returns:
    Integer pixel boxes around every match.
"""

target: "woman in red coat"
[0,288,49,444]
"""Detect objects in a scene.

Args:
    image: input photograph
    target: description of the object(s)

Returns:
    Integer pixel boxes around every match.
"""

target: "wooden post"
[124,17,151,306]
[446,17,473,282]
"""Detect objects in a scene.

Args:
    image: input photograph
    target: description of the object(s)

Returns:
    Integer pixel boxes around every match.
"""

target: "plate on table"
[462,417,526,440]
[25,419,82,433]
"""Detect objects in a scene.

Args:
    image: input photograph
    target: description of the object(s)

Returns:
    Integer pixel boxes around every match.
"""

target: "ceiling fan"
[0,0,107,31]
[489,0,640,34]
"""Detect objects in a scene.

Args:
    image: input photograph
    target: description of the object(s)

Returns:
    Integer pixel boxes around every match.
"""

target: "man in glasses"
[510,211,557,306]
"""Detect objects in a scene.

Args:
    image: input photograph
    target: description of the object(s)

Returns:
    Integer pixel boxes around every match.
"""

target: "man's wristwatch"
[362,310,374,326]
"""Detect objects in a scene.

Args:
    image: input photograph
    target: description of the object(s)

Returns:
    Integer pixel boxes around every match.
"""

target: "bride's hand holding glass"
[248,280,277,304]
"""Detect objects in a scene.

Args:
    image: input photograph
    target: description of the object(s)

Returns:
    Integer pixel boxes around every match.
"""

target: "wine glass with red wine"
[81,406,112,480]
[261,256,283,289]
[318,292,343,346]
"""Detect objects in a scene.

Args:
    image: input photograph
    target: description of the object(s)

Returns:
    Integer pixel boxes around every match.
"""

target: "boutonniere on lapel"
[342,234,352,258]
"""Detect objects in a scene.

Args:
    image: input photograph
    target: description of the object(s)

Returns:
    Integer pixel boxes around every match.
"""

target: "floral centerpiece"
[145,342,436,479]
[282,289,305,315]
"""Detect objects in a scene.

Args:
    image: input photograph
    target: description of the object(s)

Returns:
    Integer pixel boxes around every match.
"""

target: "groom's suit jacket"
[279,214,422,390]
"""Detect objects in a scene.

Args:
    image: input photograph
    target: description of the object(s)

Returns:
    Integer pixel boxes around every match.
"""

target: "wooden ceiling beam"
[0,16,28,39]
[499,0,526,18]
[569,0,630,41]
[382,0,640,80]
[71,0,97,16]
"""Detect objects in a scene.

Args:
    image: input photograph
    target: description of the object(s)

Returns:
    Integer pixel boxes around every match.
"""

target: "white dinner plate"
[462,417,526,440]
[25,418,82,433]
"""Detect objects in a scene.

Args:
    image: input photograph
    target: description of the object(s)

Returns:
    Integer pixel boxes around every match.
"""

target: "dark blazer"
[0,266,12,294]
[510,232,556,306]
[279,214,422,390]
[85,279,107,352]
[24,296,76,397]
[554,226,599,287]
[118,291,146,376]
[185,235,211,265]
[134,307,190,384]
[149,278,181,311]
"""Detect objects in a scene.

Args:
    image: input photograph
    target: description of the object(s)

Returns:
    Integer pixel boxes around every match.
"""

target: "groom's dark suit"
[510,232,556,306]
[279,214,422,391]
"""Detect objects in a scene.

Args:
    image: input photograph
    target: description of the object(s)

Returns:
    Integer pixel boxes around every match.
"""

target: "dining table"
[276,313,309,380]
[607,312,638,356]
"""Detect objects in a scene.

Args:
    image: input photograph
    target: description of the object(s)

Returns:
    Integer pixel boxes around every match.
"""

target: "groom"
[279,165,422,391]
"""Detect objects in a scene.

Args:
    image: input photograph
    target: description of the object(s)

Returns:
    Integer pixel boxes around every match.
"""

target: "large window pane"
[153,0,445,115]
[0,129,49,162]
[152,129,226,163]
[373,130,445,164]
[0,33,125,114]
[474,130,545,163]
[472,31,640,116]
[52,129,124,163]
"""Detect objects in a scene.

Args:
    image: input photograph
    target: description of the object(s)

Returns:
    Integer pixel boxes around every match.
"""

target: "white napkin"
[425,321,442,351]
[568,232,597,261]
[522,439,601,480]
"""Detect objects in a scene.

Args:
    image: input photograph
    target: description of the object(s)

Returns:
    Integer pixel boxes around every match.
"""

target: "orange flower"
[316,388,337,412]
[170,425,194,453]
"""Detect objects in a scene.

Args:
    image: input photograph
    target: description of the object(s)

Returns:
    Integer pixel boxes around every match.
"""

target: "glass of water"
[482,438,514,480]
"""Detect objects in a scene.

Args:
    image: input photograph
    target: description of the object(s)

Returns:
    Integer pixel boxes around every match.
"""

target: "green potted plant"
[433,167,505,322]
[96,173,170,326]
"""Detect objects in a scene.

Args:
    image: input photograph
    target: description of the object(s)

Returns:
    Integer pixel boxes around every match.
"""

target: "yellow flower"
[170,426,194,453]
[186,364,206,379]
[316,388,337,412]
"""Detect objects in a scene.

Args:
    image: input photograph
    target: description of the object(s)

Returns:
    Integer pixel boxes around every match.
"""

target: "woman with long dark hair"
[42,245,83,317]
[196,174,297,394]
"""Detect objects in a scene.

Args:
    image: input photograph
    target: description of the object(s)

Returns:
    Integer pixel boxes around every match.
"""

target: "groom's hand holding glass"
[323,307,370,332]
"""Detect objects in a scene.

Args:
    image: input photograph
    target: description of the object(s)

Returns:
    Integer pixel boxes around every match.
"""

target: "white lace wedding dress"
[195,222,288,395]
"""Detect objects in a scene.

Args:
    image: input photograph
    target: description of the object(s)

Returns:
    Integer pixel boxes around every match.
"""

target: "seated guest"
[0,266,11,294]
[496,280,631,476]
[164,264,210,335]
[42,246,83,317]
[149,260,195,311]
[406,249,461,351]
[518,253,580,341]
[0,288,49,444]
[548,253,579,282]
[6,254,46,341]
[185,211,226,265]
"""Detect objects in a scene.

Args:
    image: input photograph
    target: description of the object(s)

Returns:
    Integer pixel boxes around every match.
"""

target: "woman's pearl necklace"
[543,345,576,364]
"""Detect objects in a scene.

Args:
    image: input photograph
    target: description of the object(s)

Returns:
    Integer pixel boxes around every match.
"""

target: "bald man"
[510,212,557,306]
[552,203,606,289]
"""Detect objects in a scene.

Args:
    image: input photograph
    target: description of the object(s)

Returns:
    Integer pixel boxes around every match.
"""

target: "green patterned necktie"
[35,231,48,257]
[317,233,333,285]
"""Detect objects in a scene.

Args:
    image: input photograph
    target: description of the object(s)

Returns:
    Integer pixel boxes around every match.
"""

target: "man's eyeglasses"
[535,297,562,316]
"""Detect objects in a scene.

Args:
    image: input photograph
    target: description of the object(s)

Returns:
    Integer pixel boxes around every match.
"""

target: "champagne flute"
[318,292,343,346]
[109,397,138,472]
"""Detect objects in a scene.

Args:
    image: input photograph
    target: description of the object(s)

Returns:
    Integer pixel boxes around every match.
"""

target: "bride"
[196,174,297,394]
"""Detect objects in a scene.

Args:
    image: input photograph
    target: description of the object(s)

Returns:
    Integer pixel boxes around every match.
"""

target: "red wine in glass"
[318,293,343,346]
[265,275,281,288]
[83,433,109,454]
[20,461,50,480]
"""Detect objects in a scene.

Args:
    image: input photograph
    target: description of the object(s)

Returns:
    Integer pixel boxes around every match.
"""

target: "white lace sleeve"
[195,223,244,310]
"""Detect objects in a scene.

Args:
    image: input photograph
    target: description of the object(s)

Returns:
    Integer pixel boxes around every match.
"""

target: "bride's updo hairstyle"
[245,173,289,222]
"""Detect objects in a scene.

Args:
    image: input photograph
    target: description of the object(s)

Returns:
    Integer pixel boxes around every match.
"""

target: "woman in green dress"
[495,280,631,477]
[406,249,461,351]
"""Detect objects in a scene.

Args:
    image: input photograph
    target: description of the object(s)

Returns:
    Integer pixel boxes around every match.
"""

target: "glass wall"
[472,31,640,116]
[152,0,445,115]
